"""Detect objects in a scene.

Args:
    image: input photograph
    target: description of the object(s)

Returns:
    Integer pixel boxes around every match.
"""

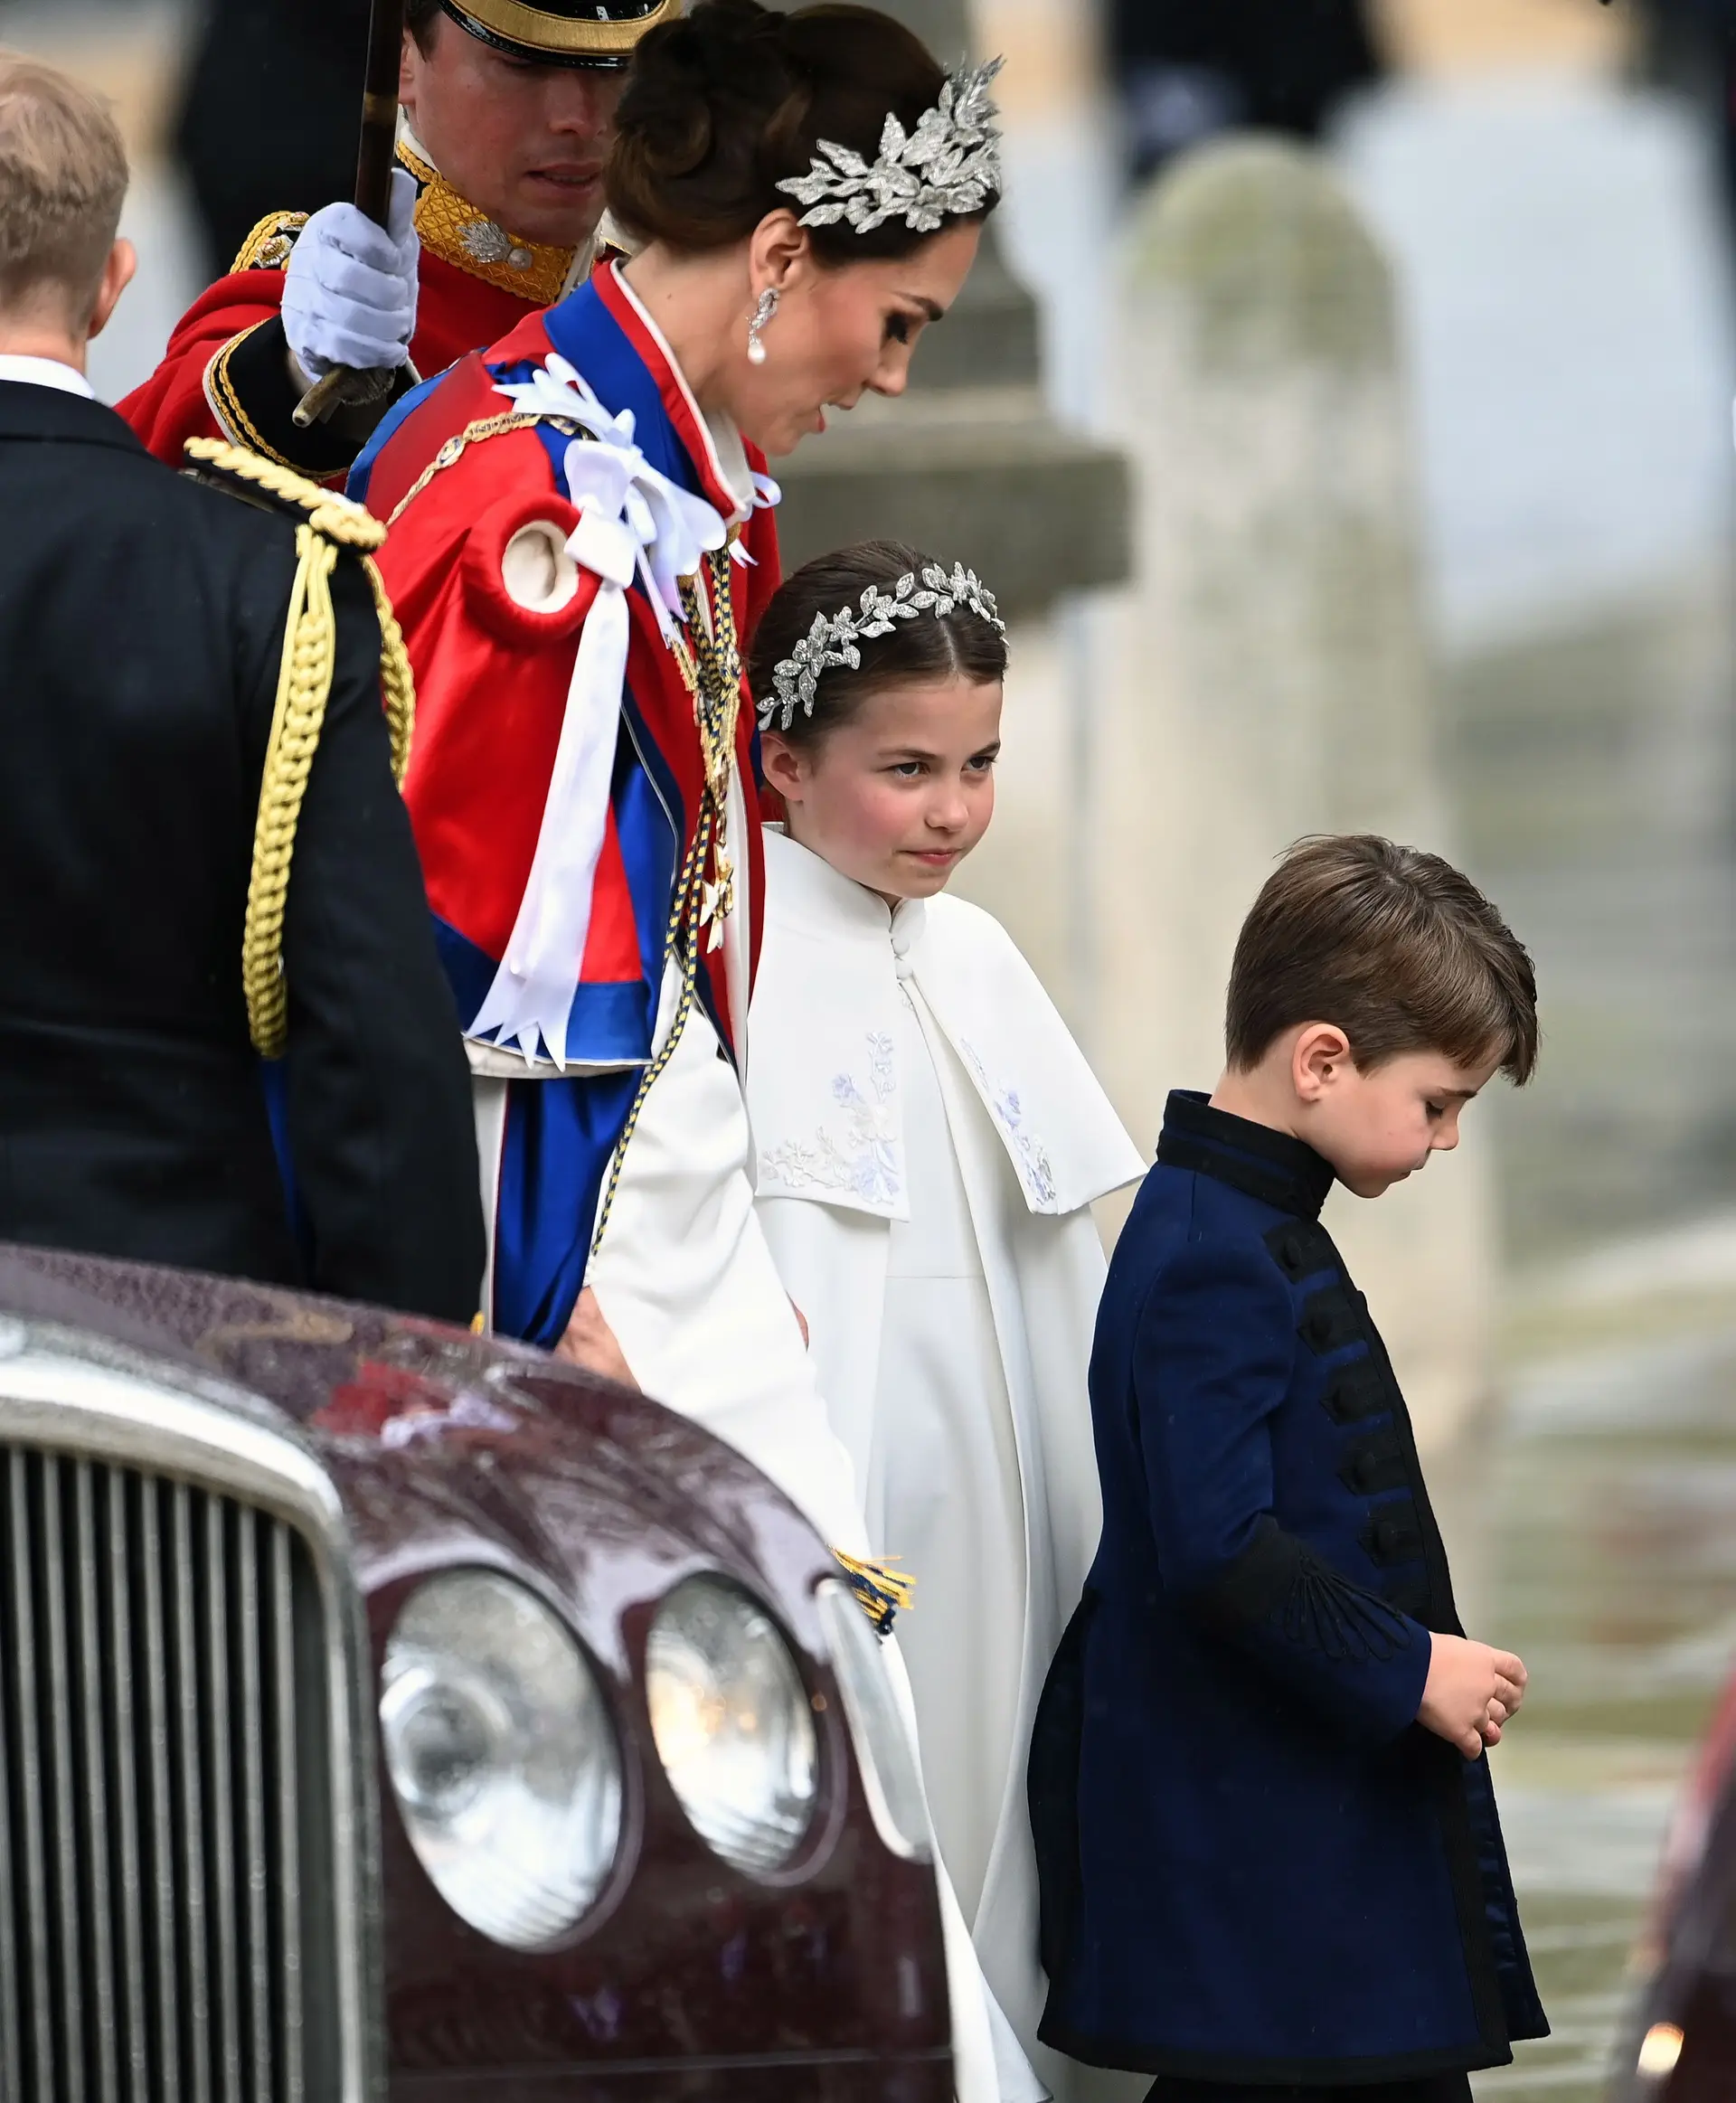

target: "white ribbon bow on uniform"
[467,354,731,1069]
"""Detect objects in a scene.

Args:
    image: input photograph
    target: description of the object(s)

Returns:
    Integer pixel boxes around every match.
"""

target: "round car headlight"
[646,1576,817,1874]
[380,1570,622,1947]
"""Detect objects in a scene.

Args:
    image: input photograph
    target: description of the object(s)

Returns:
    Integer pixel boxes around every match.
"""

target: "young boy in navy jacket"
[1032,835,1548,2103]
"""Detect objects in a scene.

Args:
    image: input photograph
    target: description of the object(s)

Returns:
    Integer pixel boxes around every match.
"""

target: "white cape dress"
[748,830,1146,2098]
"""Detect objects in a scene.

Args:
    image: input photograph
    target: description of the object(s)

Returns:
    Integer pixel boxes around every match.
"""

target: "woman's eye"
[966,754,996,773]
[891,760,924,778]
[886,314,912,345]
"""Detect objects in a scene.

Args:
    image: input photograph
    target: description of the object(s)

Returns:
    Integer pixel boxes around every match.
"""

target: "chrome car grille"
[0,1448,342,2103]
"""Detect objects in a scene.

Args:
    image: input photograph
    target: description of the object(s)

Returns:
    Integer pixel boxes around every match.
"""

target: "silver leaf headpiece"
[775,57,1004,237]
[760,562,1006,732]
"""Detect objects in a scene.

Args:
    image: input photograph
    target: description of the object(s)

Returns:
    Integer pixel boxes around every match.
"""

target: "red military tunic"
[120,138,581,485]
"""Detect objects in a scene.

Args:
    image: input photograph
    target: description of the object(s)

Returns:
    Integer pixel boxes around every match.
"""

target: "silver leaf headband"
[759,562,1006,732]
[775,57,1005,237]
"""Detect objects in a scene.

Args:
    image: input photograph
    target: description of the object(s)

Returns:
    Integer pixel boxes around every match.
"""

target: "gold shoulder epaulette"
[231,210,308,274]
[184,435,387,551]
[183,438,416,1058]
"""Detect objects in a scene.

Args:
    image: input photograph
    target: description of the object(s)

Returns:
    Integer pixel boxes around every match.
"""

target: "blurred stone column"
[1095,137,1497,1451]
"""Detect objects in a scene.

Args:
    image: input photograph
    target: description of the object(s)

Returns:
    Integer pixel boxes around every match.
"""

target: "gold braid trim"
[385,410,572,529]
[183,438,419,1052]
[203,323,345,482]
[397,137,576,306]
[184,436,390,549]
[229,209,308,274]
[447,0,676,62]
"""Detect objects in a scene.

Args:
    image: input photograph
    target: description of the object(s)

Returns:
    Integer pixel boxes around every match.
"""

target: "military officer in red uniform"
[121,0,671,483]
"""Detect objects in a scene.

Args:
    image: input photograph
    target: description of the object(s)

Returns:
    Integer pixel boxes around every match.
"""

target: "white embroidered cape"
[750,830,1142,1222]
[747,828,1146,2101]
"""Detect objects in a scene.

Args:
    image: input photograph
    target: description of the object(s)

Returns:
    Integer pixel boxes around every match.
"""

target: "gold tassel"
[242,523,338,1060]
[183,438,420,1055]
[833,1549,916,1638]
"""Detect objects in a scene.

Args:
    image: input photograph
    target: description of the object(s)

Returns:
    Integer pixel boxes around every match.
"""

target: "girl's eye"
[886,314,912,345]
[966,753,996,773]
[1425,1102,1445,1120]
[891,760,925,778]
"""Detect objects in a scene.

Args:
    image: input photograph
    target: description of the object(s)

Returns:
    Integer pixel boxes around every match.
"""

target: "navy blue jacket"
[1031,1093,1546,2082]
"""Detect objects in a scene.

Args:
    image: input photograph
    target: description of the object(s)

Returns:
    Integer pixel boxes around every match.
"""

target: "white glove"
[282,165,420,382]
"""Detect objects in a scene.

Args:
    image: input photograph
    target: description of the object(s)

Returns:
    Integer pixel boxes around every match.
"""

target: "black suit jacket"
[0,380,485,1321]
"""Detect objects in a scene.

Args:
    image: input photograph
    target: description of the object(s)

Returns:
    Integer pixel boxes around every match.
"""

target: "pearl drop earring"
[747,287,778,365]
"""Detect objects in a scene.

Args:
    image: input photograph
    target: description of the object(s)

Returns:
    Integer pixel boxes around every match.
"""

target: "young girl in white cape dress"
[744,543,1146,2101]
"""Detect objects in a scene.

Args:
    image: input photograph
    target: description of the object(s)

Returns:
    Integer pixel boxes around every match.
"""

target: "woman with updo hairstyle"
[746,542,1145,2095]
[603,0,1000,459]
[354,17,1024,2093]
[610,0,975,258]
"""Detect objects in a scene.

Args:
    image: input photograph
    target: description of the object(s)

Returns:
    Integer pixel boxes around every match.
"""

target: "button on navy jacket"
[1031,1093,1546,2082]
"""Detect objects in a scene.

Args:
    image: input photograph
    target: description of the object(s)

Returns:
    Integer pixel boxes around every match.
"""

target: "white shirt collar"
[0,354,94,400]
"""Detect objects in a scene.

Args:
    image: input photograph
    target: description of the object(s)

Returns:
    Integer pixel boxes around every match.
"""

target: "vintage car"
[1610,1667,1736,2102]
[0,1240,951,2102]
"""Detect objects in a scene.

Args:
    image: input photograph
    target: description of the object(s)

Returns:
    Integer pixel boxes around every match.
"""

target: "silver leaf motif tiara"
[760,563,1006,731]
[775,57,1004,237]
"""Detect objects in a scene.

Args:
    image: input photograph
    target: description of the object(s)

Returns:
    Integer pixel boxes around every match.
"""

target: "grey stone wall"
[1091,137,1497,1450]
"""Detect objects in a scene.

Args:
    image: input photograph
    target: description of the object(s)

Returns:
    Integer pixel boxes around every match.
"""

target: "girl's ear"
[759,730,807,803]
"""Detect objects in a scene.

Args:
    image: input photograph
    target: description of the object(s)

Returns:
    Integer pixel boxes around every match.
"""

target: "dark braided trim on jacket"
[1194,1516,1414,1664]
[205,317,420,486]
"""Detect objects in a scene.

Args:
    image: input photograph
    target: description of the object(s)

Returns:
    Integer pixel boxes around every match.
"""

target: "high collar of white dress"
[0,354,94,400]
[753,824,1145,1220]
[764,825,930,954]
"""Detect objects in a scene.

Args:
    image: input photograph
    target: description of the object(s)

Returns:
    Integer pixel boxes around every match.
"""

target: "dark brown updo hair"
[750,540,1009,748]
[607,0,999,260]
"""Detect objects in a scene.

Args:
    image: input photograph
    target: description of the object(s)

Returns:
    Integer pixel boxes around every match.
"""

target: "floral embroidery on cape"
[760,1032,901,1205]
[959,1039,1059,1211]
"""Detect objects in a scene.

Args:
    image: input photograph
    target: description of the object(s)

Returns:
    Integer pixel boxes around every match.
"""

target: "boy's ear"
[1292,1022,1352,1102]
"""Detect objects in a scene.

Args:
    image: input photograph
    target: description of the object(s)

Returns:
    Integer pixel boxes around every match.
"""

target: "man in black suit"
[0,54,485,1323]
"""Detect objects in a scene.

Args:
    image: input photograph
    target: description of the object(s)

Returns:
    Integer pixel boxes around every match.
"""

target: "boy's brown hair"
[1225,834,1538,1083]
[0,54,127,328]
